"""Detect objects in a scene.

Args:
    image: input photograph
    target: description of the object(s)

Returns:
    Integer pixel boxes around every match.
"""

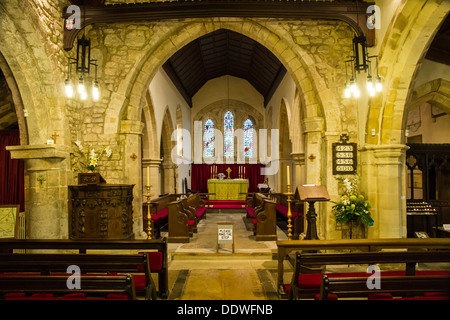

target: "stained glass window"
[243,118,253,157]
[203,119,214,158]
[224,111,234,157]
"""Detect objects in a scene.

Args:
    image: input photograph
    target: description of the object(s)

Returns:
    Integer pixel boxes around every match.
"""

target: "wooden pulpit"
[297,185,330,240]
[69,173,135,240]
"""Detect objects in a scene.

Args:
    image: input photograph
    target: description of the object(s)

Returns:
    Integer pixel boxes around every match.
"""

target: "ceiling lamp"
[344,35,382,99]
[64,8,99,101]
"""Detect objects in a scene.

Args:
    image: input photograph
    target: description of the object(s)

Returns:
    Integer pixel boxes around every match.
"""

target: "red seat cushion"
[314,293,338,300]
[138,251,163,271]
[196,207,207,218]
[187,220,195,226]
[246,207,254,217]
[252,219,258,225]
[157,208,168,218]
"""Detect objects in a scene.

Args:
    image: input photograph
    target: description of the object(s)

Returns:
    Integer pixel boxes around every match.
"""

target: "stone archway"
[361,1,450,239]
[111,18,353,238]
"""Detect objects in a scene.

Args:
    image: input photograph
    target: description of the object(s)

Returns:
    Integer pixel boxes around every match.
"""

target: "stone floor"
[163,210,290,300]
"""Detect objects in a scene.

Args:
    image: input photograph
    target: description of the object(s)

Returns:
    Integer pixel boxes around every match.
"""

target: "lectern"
[297,185,330,240]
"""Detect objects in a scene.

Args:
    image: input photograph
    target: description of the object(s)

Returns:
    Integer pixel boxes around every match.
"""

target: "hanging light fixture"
[64,7,100,101]
[343,34,382,99]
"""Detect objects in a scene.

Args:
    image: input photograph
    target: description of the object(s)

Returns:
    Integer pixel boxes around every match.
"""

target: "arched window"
[243,118,253,158]
[224,111,234,157]
[203,119,215,157]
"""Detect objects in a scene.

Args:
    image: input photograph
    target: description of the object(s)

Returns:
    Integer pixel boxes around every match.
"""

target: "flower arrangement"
[332,176,374,226]
[74,141,112,172]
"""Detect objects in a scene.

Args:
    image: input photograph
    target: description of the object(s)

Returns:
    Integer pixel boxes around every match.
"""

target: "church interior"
[0,0,450,304]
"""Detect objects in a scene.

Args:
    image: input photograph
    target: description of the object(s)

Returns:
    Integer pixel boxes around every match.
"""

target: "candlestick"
[211,166,213,178]
[286,165,290,186]
[147,166,150,186]
[243,167,245,178]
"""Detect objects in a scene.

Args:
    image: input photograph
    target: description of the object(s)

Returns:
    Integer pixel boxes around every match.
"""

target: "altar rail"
[276,238,450,297]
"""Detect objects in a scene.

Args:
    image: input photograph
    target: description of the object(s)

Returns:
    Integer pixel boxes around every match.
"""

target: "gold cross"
[226,167,232,179]
[308,154,316,162]
[51,132,59,144]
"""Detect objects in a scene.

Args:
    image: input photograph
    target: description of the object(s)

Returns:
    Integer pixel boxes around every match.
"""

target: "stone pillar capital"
[142,158,163,167]
[361,144,409,165]
[302,117,324,133]
[120,119,145,135]
[290,152,305,165]
[6,144,71,162]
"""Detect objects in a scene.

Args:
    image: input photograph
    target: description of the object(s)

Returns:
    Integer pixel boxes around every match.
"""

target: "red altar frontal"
[191,164,265,194]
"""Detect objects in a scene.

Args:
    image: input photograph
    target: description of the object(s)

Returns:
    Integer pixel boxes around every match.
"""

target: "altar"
[208,179,249,200]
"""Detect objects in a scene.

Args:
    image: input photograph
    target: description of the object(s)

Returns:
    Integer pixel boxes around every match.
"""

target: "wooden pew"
[0,252,157,300]
[319,275,450,300]
[0,238,169,299]
[143,194,177,239]
[276,238,450,297]
[289,250,450,299]
[186,192,207,222]
[271,192,305,239]
[248,193,277,241]
[0,274,137,300]
[168,199,194,243]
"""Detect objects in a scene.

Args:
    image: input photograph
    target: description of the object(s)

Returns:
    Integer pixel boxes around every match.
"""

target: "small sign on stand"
[217,222,234,253]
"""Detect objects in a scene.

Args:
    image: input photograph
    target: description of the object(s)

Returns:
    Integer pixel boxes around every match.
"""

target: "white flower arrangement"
[74,141,112,172]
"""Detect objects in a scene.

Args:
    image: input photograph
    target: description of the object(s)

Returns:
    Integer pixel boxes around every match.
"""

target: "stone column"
[6,144,72,239]
[360,144,408,238]
[302,117,325,239]
[291,152,305,187]
[142,158,162,198]
[120,120,145,238]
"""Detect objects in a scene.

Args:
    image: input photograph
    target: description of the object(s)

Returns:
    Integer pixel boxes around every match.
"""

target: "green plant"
[332,177,374,226]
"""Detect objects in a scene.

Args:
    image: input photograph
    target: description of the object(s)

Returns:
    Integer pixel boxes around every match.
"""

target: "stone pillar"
[120,120,145,238]
[360,144,408,238]
[291,152,305,188]
[302,117,325,239]
[6,145,72,239]
[142,158,162,198]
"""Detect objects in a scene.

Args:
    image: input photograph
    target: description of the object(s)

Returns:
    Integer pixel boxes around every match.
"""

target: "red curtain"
[191,163,265,193]
[0,131,24,212]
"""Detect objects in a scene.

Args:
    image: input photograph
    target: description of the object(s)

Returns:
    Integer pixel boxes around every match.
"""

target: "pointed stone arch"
[366,1,450,145]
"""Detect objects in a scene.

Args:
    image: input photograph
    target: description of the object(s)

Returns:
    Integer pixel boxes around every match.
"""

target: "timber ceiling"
[425,13,450,66]
[162,29,287,107]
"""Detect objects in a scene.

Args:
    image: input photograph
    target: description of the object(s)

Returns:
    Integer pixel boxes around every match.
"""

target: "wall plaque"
[332,134,357,175]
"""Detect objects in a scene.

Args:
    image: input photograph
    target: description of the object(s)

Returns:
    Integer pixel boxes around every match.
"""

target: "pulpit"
[68,173,135,240]
[297,185,330,240]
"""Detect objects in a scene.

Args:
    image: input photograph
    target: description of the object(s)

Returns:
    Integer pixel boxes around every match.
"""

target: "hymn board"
[332,134,357,175]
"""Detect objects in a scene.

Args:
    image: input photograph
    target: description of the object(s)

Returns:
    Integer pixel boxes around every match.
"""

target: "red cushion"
[106,293,129,300]
[157,208,168,218]
[368,293,393,300]
[138,251,163,271]
[187,220,195,226]
[63,293,86,299]
[196,207,207,217]
[132,274,146,291]
[314,293,338,300]
[252,219,258,225]
[246,207,254,217]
